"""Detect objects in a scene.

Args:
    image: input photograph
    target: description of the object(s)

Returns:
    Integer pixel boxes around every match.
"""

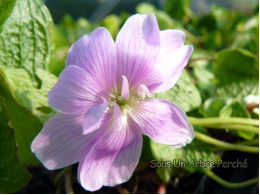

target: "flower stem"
[205,170,259,188]
[115,186,130,194]
[54,166,70,183]
[188,117,259,126]
[237,139,259,146]
[189,57,216,65]
[213,139,259,152]
[65,166,74,194]
[195,132,259,153]
[188,117,259,134]
[199,124,259,134]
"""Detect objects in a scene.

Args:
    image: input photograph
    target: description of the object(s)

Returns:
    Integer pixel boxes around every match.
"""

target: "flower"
[31,14,194,191]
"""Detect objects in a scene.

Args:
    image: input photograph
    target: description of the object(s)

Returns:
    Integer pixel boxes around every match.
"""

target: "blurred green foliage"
[0,0,258,192]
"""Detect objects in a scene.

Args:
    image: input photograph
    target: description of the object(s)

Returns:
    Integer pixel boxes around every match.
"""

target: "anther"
[108,102,114,108]
[117,96,123,101]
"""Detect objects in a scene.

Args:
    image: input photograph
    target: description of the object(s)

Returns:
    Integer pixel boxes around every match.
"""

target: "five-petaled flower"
[31,14,194,191]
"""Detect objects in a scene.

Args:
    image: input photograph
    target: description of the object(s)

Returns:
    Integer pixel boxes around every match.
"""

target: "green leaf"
[220,101,250,118]
[155,11,183,30]
[136,2,182,30]
[53,15,93,47]
[232,31,259,54]
[140,136,153,162]
[156,168,172,183]
[136,2,156,13]
[193,65,216,96]
[211,5,244,32]
[0,0,17,29]
[75,18,94,39]
[150,127,217,181]
[191,48,217,99]
[203,31,223,50]
[243,14,259,31]
[214,48,259,99]
[163,0,193,22]
[0,0,53,80]
[5,99,42,165]
[217,79,259,100]
[214,48,258,81]
[49,24,68,76]
[196,14,217,32]
[0,98,31,193]
[200,97,255,139]
[199,97,233,117]
[0,67,53,165]
[35,69,58,94]
[155,70,202,112]
[232,15,259,53]
[99,15,121,39]
[150,140,217,173]
[0,66,57,123]
[220,101,254,140]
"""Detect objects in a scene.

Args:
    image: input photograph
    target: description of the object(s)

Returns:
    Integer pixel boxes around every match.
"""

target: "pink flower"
[31,14,194,191]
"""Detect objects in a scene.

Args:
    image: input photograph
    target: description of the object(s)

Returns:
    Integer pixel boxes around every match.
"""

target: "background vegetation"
[0,0,259,193]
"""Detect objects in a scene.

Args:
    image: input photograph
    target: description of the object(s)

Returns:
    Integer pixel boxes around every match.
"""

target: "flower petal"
[66,27,117,92]
[148,30,193,93]
[31,113,96,170]
[104,120,142,186]
[115,14,160,88]
[83,102,122,135]
[113,102,123,128]
[121,75,130,100]
[83,103,108,135]
[132,99,194,146]
[48,65,107,114]
[137,84,152,98]
[78,116,142,191]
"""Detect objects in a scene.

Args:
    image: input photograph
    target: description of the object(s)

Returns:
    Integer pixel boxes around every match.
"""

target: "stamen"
[107,102,114,111]
[137,84,152,99]
[117,96,123,101]
[121,75,130,100]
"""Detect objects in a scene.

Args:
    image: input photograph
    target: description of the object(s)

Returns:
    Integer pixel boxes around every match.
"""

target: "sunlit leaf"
[220,101,254,140]
[136,2,182,30]
[214,48,259,99]
[0,0,53,81]
[0,66,57,123]
[199,97,233,117]
[0,0,16,30]
[99,15,121,39]
[150,127,217,182]
[155,70,202,112]
[163,0,193,22]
